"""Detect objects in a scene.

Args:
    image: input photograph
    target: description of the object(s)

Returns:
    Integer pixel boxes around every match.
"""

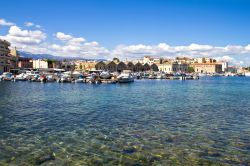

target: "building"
[217,61,228,72]
[61,61,75,71]
[125,62,135,71]
[9,47,19,69]
[191,63,222,73]
[143,56,162,65]
[105,61,117,72]
[116,61,127,72]
[0,39,11,74]
[172,63,188,73]
[143,63,151,71]
[18,57,33,69]
[157,62,188,73]
[33,59,49,69]
[75,60,97,71]
[134,62,143,72]
[95,61,106,70]
[150,64,159,71]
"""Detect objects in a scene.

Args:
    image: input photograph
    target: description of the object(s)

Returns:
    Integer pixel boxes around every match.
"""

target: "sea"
[0,77,250,165]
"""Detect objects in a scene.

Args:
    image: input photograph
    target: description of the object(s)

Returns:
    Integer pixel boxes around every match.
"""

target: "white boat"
[14,73,27,81]
[245,72,250,77]
[100,71,111,79]
[46,75,55,82]
[75,75,85,83]
[1,72,13,81]
[118,70,134,83]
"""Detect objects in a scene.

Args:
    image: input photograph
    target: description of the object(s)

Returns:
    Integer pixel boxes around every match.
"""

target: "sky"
[0,0,250,66]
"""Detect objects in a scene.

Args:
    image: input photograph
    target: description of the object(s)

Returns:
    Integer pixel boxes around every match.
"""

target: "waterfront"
[0,77,250,165]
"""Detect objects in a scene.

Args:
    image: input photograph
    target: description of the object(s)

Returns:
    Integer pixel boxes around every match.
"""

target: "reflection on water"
[0,77,250,165]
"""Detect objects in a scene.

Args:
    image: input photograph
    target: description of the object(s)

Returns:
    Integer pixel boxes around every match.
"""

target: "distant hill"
[18,51,106,61]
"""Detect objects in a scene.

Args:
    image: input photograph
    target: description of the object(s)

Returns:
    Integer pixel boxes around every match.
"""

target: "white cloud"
[24,22,34,27]
[35,25,42,29]
[0,26,46,45]
[56,32,73,41]
[0,18,15,26]
[0,18,250,65]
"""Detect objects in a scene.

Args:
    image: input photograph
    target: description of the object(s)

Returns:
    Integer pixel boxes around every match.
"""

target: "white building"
[33,59,49,69]
[218,61,228,72]
[157,62,188,73]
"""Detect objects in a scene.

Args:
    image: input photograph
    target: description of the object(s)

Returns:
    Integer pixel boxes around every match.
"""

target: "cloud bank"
[0,18,250,66]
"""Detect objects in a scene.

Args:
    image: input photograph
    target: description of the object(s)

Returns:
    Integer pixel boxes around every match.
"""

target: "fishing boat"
[100,71,111,79]
[118,70,134,83]
[14,73,27,81]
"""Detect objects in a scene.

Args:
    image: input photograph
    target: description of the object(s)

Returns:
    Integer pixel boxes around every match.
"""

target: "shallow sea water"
[0,77,250,165]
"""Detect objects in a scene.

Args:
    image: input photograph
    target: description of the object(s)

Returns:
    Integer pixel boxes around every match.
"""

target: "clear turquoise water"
[0,77,250,165]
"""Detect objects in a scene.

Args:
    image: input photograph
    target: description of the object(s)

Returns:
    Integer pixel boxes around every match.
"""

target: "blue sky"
[0,0,250,65]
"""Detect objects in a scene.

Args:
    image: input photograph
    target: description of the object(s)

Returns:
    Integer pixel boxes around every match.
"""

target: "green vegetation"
[188,67,195,73]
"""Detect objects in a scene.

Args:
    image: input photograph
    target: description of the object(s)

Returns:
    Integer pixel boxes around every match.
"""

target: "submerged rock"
[123,146,137,154]
[35,152,55,165]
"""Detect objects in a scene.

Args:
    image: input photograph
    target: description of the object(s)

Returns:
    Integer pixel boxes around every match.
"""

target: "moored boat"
[100,71,111,79]
[118,70,134,83]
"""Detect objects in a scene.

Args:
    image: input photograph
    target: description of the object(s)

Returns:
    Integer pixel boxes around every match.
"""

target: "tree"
[113,57,120,63]
[188,67,195,73]
[79,64,83,70]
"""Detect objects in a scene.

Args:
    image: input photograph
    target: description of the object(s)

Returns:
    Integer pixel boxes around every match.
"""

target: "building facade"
[18,57,33,69]
[33,59,49,69]
[157,62,188,73]
[0,40,11,74]
[191,63,222,73]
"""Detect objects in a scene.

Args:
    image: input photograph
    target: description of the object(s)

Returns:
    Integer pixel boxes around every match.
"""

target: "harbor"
[0,69,201,84]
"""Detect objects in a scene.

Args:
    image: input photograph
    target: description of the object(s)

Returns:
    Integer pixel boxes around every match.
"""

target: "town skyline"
[1,0,250,66]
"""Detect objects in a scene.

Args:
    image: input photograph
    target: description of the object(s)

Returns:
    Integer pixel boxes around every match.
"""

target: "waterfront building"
[217,61,228,72]
[116,61,127,72]
[191,63,222,73]
[18,57,33,69]
[125,62,135,71]
[193,57,216,64]
[157,62,188,73]
[105,61,117,72]
[172,62,188,73]
[134,62,143,72]
[75,61,97,71]
[143,56,162,65]
[143,63,151,71]
[95,61,106,70]
[33,59,49,69]
[0,39,11,74]
[157,63,172,72]
[9,47,19,69]
[61,61,75,71]
[150,63,159,71]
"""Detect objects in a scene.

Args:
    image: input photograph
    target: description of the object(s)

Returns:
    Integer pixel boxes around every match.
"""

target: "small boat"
[57,76,72,83]
[1,72,13,81]
[75,75,85,83]
[14,73,27,81]
[148,74,156,79]
[118,70,134,83]
[100,71,111,79]
[46,75,55,82]
[40,75,47,83]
